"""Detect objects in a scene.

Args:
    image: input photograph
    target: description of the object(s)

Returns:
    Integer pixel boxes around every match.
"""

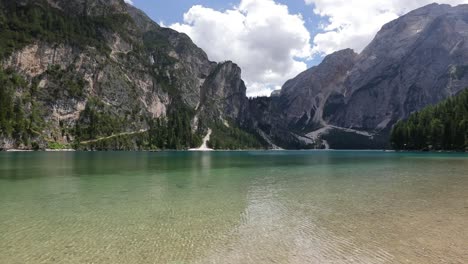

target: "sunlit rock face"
[3,1,468,150]
[0,0,257,150]
[261,3,468,149]
[328,3,468,131]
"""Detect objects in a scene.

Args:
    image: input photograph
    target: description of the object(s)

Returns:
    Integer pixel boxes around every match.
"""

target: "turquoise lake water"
[0,151,467,263]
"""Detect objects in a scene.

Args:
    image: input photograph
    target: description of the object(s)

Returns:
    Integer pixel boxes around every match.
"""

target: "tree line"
[391,89,468,151]
[0,0,131,59]
[0,68,46,149]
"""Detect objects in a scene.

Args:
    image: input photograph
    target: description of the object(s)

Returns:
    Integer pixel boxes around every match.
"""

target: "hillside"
[0,0,266,150]
[391,89,468,151]
[1,1,467,151]
[253,3,468,149]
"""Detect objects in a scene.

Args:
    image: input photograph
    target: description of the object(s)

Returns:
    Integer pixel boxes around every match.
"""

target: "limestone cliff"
[258,3,468,149]
[0,0,265,150]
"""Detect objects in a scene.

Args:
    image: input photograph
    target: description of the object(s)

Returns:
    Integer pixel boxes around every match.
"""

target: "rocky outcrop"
[3,1,465,150]
[328,4,468,131]
[280,49,358,131]
[0,0,264,150]
[261,3,468,149]
[199,61,250,122]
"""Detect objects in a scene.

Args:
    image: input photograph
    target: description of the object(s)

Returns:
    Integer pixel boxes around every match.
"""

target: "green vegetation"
[74,98,125,142]
[34,65,87,102]
[148,107,202,150]
[47,141,71,150]
[208,121,266,150]
[76,109,268,151]
[0,0,132,59]
[74,100,203,150]
[391,89,468,151]
[0,70,17,137]
[0,1,267,151]
[143,30,188,97]
[75,131,150,151]
[143,31,173,53]
[0,68,41,146]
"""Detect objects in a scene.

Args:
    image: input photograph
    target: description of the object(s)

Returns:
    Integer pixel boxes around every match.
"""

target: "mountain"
[0,0,265,150]
[2,1,467,151]
[257,3,468,149]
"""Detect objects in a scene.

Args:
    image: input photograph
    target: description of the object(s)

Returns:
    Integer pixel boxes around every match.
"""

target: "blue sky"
[129,1,320,31]
[126,0,466,96]
[130,0,324,67]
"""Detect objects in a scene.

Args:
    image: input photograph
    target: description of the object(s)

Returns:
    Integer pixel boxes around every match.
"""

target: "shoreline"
[1,148,466,153]
[3,149,76,152]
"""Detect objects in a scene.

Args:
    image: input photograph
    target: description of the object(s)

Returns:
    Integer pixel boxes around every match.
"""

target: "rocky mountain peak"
[276,48,358,132]
[199,61,249,122]
[254,3,468,149]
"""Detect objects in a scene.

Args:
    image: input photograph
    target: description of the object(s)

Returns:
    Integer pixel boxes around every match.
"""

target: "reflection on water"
[0,151,467,264]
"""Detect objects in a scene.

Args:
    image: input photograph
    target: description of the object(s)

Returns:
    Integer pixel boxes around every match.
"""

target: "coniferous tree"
[391,89,468,151]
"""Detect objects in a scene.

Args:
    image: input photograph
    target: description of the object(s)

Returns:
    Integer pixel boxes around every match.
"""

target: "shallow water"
[0,151,467,264]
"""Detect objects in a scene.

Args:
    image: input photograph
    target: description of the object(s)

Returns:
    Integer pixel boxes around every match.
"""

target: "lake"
[0,151,467,264]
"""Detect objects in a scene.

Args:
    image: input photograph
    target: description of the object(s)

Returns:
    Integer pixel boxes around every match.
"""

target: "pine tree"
[391,89,468,151]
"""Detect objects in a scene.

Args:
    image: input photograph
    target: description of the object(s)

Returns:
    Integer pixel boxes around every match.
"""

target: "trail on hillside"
[80,129,148,144]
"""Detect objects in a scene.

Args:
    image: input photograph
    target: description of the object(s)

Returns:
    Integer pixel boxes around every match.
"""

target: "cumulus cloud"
[305,0,468,55]
[124,0,133,5]
[171,0,312,97]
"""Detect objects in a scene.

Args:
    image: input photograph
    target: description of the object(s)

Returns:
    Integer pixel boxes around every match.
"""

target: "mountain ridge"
[253,3,468,149]
[0,0,266,150]
[1,1,467,150]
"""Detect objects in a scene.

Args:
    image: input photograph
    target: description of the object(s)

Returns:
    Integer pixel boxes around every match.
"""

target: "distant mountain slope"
[0,0,266,150]
[257,3,468,149]
[391,89,468,151]
[2,1,467,151]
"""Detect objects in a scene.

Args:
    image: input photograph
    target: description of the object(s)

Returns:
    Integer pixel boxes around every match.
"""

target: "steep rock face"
[279,49,358,131]
[0,0,263,150]
[328,3,468,131]
[199,61,250,122]
[265,3,468,149]
[247,49,358,149]
[126,3,216,109]
[3,40,166,146]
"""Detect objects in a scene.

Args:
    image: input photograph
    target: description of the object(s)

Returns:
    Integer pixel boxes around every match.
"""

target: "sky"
[126,0,468,96]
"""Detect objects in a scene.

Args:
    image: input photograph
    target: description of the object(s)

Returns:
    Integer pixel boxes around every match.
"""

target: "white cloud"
[124,0,133,5]
[305,0,468,55]
[171,0,312,97]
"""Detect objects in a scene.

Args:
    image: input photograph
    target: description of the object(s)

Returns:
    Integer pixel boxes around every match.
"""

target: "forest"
[208,120,266,150]
[0,0,131,59]
[391,89,468,151]
[0,68,46,149]
[0,0,273,151]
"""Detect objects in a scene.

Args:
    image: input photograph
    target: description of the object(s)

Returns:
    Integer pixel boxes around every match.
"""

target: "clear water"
[0,151,467,264]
